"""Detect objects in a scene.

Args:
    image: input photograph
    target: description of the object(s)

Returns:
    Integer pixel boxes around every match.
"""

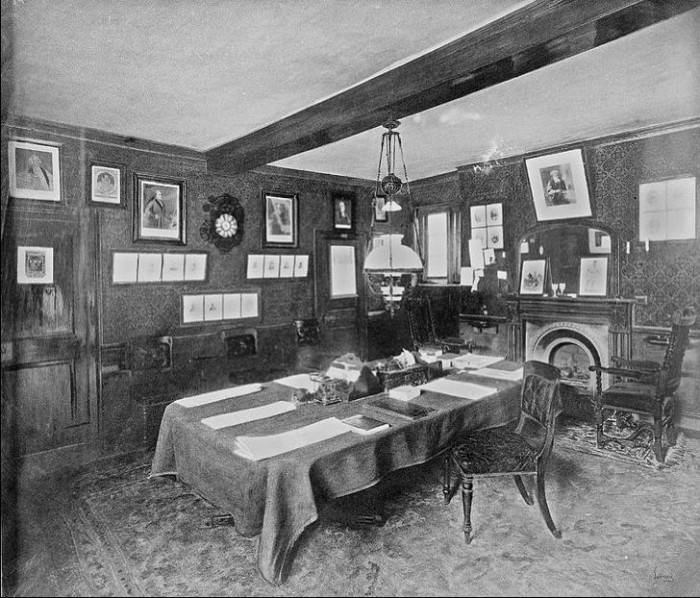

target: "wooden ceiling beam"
[206,0,697,174]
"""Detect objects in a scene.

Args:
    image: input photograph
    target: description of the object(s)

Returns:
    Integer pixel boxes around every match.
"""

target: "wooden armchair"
[589,305,696,462]
[403,295,472,353]
[443,361,562,544]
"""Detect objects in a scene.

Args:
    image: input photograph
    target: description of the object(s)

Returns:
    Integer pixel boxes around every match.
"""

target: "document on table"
[273,373,318,391]
[175,383,263,408]
[470,365,524,381]
[201,401,296,429]
[450,354,504,370]
[419,378,497,400]
[233,417,350,461]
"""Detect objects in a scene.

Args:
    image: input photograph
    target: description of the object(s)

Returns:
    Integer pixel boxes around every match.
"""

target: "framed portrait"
[333,195,354,231]
[90,163,124,207]
[525,148,592,222]
[294,254,309,278]
[579,257,608,297]
[374,195,388,222]
[8,140,61,202]
[263,191,298,247]
[263,254,281,278]
[134,173,186,244]
[519,259,547,295]
[17,246,54,284]
[279,254,295,278]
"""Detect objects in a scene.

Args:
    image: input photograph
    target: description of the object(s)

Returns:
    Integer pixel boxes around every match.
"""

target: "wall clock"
[200,193,245,252]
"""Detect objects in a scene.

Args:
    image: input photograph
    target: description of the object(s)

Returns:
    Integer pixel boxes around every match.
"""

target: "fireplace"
[507,297,635,420]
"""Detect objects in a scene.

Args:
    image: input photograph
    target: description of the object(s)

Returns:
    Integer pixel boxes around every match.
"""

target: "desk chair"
[292,318,336,373]
[443,361,562,544]
[589,305,696,462]
[403,295,472,353]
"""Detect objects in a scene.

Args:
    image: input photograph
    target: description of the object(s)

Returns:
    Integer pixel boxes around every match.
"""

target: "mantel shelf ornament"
[200,193,245,252]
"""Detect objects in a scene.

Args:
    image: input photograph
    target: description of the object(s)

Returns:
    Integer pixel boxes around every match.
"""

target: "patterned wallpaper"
[411,124,700,328]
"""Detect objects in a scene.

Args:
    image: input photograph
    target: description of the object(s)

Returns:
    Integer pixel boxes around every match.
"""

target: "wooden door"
[313,230,368,360]
[1,207,97,458]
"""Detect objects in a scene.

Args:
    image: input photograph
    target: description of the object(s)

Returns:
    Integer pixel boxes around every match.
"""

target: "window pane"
[426,212,448,278]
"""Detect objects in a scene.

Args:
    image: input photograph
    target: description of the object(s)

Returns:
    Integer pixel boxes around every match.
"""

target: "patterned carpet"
[11,421,700,597]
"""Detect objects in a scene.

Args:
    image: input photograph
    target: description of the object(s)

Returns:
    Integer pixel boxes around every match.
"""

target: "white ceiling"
[7,0,700,181]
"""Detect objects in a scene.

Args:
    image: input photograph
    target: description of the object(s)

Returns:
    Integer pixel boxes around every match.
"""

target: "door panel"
[313,231,368,359]
[1,209,96,456]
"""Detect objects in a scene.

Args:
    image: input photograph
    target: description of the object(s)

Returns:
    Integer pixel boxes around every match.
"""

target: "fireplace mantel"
[505,296,635,363]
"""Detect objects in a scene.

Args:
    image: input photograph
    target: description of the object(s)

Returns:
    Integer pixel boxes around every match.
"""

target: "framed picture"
[8,140,61,202]
[263,191,298,247]
[333,195,354,231]
[519,259,547,295]
[638,176,696,241]
[374,195,388,222]
[134,173,186,244]
[279,254,295,278]
[263,254,281,278]
[294,254,309,278]
[247,254,264,279]
[579,257,608,297]
[525,148,592,222]
[17,246,54,284]
[184,253,207,281]
[90,163,123,207]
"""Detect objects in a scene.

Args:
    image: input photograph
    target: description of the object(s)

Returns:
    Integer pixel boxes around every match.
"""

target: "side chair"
[589,305,696,462]
[443,360,563,544]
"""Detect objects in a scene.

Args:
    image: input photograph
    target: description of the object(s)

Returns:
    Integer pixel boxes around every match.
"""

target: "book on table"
[363,395,436,421]
[341,414,390,435]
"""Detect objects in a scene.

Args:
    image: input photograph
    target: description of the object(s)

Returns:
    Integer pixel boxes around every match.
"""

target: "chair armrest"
[588,365,645,379]
[610,356,661,372]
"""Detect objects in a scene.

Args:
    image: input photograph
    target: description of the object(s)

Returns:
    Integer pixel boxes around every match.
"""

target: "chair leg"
[513,475,533,506]
[653,414,665,463]
[460,474,474,544]
[667,421,678,446]
[443,454,452,505]
[535,469,561,539]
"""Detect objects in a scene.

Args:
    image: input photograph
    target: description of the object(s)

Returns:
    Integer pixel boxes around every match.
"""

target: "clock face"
[215,213,238,238]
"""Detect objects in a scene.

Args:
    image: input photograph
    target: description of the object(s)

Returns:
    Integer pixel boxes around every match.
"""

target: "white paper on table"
[274,373,318,391]
[175,383,263,408]
[451,354,504,370]
[233,417,350,461]
[420,378,497,400]
[201,400,296,429]
[471,366,524,381]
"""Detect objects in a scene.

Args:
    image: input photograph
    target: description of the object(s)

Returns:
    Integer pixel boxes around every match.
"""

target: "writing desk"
[150,369,521,585]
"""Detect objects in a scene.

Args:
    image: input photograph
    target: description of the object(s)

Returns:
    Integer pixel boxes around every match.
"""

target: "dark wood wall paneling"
[3,118,374,454]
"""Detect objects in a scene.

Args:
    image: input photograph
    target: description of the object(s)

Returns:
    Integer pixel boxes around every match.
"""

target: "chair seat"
[601,381,661,413]
[451,424,537,475]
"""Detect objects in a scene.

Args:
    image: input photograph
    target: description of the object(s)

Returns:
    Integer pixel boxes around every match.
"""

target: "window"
[415,204,461,283]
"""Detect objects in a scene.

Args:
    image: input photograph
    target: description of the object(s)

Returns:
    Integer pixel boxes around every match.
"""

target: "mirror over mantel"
[516,223,620,298]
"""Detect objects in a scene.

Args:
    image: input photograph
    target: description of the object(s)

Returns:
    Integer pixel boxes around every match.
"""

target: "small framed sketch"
[374,195,388,222]
[134,173,186,244]
[247,254,264,279]
[579,257,608,297]
[263,191,298,247]
[280,255,295,278]
[184,253,207,281]
[263,254,281,278]
[333,195,354,231]
[525,148,592,222]
[294,254,309,278]
[90,163,124,207]
[8,140,61,202]
[519,259,547,295]
[17,246,54,284]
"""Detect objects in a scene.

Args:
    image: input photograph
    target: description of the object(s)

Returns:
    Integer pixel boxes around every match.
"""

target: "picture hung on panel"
[263,191,298,247]
[90,163,124,207]
[8,140,61,202]
[333,195,354,231]
[525,148,592,222]
[134,174,185,244]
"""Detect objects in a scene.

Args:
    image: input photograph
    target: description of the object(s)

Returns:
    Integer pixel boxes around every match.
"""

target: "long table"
[150,368,521,585]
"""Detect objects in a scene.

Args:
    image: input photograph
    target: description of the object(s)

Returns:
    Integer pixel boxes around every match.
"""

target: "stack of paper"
[175,383,262,408]
[273,373,318,391]
[451,354,504,370]
[389,385,421,402]
[420,378,497,400]
[201,401,296,429]
[471,366,524,381]
[233,417,350,460]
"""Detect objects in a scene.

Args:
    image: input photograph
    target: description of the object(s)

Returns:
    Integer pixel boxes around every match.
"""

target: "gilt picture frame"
[263,191,298,248]
[134,173,186,245]
[8,140,61,202]
[525,148,592,222]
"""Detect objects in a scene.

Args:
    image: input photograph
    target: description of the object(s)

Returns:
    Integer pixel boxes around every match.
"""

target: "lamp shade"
[364,234,422,273]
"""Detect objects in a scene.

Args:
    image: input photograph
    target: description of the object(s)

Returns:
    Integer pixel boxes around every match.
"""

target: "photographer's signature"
[653,567,674,583]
